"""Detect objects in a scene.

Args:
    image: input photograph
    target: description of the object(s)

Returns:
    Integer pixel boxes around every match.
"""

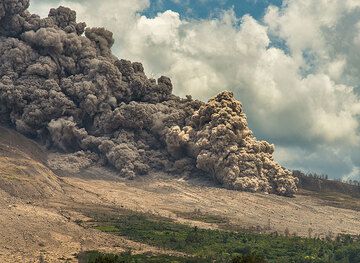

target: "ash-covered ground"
[0,0,298,196]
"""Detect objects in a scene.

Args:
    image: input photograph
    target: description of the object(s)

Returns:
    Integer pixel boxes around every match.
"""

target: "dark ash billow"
[0,0,298,196]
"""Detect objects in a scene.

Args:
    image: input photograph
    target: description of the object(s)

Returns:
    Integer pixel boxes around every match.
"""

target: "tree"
[232,253,267,263]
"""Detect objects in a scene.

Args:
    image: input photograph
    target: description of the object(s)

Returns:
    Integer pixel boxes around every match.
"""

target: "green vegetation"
[77,251,267,263]
[79,208,360,263]
[77,251,199,263]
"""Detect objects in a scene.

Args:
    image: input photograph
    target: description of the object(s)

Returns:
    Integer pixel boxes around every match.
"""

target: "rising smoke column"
[0,0,298,196]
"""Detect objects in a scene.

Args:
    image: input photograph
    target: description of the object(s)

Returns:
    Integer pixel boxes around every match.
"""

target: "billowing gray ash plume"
[0,0,298,196]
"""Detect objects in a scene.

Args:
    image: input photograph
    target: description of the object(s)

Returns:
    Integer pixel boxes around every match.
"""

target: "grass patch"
[95,225,120,233]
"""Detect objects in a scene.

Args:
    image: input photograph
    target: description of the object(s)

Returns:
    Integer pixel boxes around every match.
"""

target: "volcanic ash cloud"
[0,0,298,196]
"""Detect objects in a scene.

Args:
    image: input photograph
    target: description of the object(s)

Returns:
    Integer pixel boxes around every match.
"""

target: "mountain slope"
[0,126,62,198]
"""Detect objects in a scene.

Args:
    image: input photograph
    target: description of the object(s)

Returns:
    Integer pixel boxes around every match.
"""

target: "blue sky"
[144,0,283,20]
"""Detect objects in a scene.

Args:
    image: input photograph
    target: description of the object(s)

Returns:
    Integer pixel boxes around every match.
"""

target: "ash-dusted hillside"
[0,0,297,196]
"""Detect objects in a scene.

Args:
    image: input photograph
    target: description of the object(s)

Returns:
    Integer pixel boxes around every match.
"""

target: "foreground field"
[77,207,360,263]
[1,126,360,262]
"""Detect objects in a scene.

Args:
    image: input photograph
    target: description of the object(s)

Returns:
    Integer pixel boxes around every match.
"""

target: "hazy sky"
[29,0,360,179]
